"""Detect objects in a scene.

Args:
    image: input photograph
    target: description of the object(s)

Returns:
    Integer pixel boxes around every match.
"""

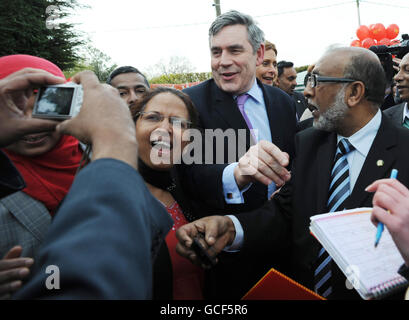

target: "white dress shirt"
[222,78,275,204]
[402,102,409,123]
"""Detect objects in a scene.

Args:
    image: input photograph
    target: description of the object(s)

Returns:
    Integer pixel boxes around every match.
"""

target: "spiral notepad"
[310,208,408,300]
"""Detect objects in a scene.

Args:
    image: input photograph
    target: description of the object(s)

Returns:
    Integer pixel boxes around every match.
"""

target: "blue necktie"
[314,138,355,298]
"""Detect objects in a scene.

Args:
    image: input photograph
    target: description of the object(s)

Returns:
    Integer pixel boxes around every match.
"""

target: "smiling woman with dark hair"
[131,86,203,300]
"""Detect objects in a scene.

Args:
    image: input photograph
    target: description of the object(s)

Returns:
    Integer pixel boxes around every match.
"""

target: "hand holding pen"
[373,169,398,247]
[365,169,399,247]
[366,174,409,266]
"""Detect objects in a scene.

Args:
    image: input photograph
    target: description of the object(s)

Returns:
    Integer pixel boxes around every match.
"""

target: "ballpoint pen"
[374,169,398,247]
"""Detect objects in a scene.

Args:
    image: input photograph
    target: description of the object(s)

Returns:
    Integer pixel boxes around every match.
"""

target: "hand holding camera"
[32,82,83,120]
[0,68,64,147]
[55,71,138,169]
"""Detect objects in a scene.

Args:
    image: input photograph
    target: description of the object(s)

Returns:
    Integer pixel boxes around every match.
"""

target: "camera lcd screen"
[35,87,75,116]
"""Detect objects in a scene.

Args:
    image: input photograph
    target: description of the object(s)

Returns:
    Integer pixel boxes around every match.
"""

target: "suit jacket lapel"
[392,103,405,125]
[259,80,282,144]
[210,81,254,151]
[346,115,397,208]
[211,81,248,130]
[316,132,338,213]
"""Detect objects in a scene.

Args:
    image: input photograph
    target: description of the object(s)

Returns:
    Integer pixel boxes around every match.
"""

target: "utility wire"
[360,0,409,9]
[254,1,355,18]
[84,1,356,33]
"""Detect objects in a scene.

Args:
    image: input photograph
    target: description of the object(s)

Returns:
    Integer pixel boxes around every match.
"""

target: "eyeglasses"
[303,73,311,87]
[137,111,192,130]
[306,73,358,88]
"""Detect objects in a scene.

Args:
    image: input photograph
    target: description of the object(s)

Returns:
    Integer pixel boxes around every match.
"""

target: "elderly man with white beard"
[175,46,409,300]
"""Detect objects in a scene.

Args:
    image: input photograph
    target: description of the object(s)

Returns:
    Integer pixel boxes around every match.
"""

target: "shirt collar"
[403,102,409,122]
[337,109,382,157]
[247,78,263,104]
[234,78,263,104]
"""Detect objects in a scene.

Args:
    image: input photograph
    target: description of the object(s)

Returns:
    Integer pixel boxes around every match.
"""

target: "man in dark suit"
[384,53,409,129]
[0,69,172,299]
[276,60,308,119]
[176,47,409,299]
[182,10,297,215]
[384,101,408,127]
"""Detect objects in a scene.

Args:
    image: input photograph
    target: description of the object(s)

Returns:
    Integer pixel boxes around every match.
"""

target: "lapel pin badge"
[376,160,384,167]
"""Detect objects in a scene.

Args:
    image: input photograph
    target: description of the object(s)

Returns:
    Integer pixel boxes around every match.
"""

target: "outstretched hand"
[234,140,291,189]
[0,246,34,300]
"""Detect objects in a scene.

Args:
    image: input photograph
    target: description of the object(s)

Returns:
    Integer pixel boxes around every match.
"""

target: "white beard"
[313,85,349,132]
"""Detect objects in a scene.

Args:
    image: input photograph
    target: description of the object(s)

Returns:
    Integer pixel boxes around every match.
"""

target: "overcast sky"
[67,0,409,75]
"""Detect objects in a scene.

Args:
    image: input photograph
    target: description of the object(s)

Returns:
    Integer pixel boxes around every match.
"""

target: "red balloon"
[386,24,399,39]
[390,39,400,45]
[370,23,386,41]
[350,39,362,47]
[362,37,376,49]
[368,24,375,38]
[356,25,370,41]
[378,38,391,46]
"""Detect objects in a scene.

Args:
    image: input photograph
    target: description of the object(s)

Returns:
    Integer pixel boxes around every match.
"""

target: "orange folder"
[242,268,325,300]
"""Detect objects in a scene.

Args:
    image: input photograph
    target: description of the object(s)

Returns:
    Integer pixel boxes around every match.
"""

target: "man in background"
[276,60,307,119]
[384,53,409,129]
[107,66,150,108]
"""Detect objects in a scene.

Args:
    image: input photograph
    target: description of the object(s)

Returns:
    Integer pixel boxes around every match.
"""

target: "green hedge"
[149,72,212,84]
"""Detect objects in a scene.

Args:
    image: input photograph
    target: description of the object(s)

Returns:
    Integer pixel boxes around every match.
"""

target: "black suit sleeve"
[233,150,297,271]
[14,158,173,299]
[235,181,292,257]
[178,162,228,212]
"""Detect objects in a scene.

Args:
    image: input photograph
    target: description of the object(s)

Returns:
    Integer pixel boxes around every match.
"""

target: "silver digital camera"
[32,82,83,120]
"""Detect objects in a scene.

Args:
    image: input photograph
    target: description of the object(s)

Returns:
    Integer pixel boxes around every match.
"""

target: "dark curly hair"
[130,86,199,128]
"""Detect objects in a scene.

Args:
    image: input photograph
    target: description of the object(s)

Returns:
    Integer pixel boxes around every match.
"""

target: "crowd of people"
[1,9,409,300]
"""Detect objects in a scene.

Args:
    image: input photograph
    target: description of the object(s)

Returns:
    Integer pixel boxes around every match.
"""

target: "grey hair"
[208,10,265,54]
[320,47,386,110]
[342,50,387,107]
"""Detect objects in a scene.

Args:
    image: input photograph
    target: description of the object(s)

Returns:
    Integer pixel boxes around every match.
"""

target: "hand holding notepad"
[310,208,408,300]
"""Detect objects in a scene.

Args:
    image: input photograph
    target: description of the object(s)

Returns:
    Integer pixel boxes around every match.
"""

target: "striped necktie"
[403,117,409,129]
[314,138,355,298]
